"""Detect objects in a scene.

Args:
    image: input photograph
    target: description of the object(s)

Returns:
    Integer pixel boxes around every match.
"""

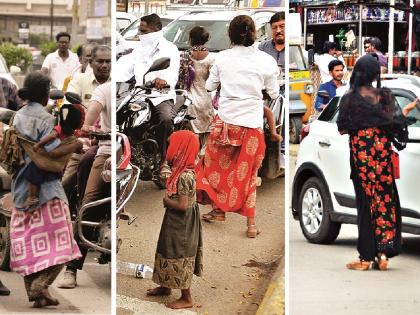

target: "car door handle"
[318,140,331,147]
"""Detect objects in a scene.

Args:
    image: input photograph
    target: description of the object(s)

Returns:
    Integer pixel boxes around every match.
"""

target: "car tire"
[289,116,302,144]
[0,213,10,271]
[298,177,341,244]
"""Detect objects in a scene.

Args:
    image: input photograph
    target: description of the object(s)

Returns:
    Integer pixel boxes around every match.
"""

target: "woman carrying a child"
[9,72,82,308]
[195,15,279,237]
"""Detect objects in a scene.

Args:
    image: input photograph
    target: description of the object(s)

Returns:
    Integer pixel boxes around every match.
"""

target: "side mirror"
[143,57,171,84]
[308,49,315,67]
[49,89,64,101]
[10,65,21,75]
[147,57,170,73]
[65,92,83,105]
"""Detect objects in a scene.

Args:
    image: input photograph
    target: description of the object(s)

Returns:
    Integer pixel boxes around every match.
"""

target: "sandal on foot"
[373,254,388,271]
[202,210,225,222]
[346,260,370,271]
[247,225,261,238]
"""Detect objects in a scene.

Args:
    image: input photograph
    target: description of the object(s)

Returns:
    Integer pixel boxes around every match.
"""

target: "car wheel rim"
[301,187,323,234]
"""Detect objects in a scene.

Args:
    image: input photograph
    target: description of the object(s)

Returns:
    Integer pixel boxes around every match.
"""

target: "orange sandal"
[247,225,261,238]
[372,254,388,271]
[202,210,226,222]
[346,260,371,271]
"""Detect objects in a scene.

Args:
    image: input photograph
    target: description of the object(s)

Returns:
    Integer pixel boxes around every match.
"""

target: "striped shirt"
[0,77,22,110]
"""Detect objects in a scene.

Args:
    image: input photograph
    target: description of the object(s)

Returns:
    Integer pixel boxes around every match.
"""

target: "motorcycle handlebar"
[89,131,111,140]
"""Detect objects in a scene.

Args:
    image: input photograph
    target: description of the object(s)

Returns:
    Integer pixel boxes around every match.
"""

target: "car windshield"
[289,45,307,71]
[164,20,230,51]
[117,18,132,31]
[121,18,174,39]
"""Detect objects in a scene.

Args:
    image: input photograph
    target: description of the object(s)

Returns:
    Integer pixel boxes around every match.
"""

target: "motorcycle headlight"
[129,101,148,112]
[304,84,314,94]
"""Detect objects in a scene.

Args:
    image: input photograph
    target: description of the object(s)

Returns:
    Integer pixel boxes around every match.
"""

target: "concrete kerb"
[255,258,285,315]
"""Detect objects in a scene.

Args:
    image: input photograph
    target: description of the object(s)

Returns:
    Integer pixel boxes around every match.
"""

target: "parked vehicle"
[163,9,277,52]
[292,75,420,244]
[117,58,194,189]
[116,12,137,32]
[119,11,187,50]
[260,93,285,179]
[289,13,315,144]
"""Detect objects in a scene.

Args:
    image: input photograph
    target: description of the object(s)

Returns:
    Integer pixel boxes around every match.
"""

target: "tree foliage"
[0,44,33,72]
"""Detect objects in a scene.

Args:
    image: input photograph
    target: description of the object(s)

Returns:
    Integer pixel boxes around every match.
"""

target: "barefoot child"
[147,130,203,309]
[23,104,85,207]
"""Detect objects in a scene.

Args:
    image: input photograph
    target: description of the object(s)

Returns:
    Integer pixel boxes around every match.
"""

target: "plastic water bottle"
[117,261,153,279]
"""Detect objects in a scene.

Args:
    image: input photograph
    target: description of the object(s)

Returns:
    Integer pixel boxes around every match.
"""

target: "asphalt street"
[289,145,420,315]
[117,176,284,315]
[0,251,111,314]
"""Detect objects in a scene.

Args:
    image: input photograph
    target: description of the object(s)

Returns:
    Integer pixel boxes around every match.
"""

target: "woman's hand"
[403,98,418,117]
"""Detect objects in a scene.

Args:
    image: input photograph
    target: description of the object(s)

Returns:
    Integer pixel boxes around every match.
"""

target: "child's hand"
[33,143,41,152]
[163,193,170,208]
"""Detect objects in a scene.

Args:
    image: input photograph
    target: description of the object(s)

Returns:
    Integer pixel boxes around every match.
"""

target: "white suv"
[292,75,420,243]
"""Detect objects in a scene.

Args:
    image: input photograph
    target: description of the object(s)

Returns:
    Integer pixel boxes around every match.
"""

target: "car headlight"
[304,84,314,94]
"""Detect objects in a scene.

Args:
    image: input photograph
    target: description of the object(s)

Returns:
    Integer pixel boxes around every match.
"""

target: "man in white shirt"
[314,41,347,83]
[72,42,96,76]
[41,32,80,90]
[57,48,111,289]
[60,45,111,202]
[116,13,180,160]
[57,82,111,289]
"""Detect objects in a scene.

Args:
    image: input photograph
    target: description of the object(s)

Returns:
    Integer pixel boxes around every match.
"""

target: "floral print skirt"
[195,116,266,218]
[350,127,401,261]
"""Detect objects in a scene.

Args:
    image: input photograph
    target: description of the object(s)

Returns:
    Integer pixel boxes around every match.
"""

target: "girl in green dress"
[147,130,203,309]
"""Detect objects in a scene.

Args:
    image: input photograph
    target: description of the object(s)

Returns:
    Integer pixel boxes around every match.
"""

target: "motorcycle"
[259,93,286,179]
[117,57,194,189]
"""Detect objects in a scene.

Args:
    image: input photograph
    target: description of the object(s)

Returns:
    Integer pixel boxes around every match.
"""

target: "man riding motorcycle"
[116,13,180,166]
[61,45,111,203]
[57,81,111,289]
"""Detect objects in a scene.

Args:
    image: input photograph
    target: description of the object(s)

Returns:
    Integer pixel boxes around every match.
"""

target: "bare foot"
[146,286,172,296]
[33,297,59,308]
[166,296,194,309]
[42,289,59,305]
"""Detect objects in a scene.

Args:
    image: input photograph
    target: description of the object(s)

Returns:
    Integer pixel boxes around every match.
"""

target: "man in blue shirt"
[314,59,345,112]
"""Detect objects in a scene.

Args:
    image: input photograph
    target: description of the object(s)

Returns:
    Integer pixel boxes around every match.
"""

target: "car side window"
[327,92,420,126]
[395,96,420,128]
[319,97,340,123]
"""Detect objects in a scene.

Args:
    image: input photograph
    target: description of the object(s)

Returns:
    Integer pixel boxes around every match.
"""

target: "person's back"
[209,46,279,128]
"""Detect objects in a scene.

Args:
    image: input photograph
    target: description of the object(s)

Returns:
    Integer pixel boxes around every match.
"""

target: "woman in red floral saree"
[337,54,417,270]
[195,15,279,238]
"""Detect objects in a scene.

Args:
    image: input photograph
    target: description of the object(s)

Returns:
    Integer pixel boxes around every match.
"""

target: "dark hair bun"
[17,87,30,100]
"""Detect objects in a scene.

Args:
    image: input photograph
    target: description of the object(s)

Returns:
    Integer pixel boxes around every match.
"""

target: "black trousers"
[151,100,176,159]
[352,174,402,261]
